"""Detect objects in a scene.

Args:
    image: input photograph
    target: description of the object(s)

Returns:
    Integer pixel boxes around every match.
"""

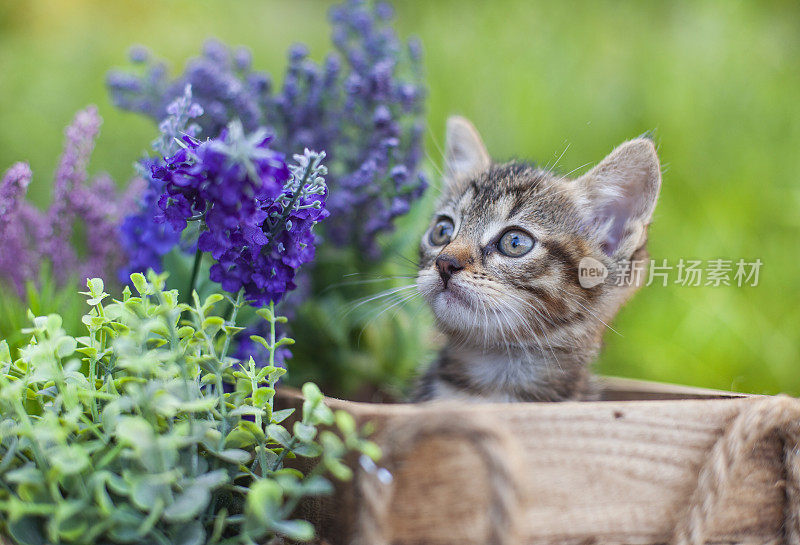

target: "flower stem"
[268,301,276,370]
[184,247,203,303]
[219,289,244,363]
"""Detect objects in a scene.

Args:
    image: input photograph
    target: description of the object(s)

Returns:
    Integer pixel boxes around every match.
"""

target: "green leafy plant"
[0,273,378,545]
[0,265,87,360]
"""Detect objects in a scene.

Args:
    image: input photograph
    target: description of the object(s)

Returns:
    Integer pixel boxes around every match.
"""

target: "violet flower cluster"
[148,119,329,306]
[0,107,139,297]
[107,0,427,260]
[118,87,203,280]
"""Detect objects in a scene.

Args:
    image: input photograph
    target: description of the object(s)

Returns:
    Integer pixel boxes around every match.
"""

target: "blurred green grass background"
[1,0,798,394]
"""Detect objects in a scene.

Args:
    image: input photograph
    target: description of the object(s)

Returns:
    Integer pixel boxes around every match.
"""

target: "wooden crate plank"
[277,386,788,545]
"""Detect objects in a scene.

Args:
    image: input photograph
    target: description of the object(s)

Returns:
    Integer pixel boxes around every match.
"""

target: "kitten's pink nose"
[435,254,464,288]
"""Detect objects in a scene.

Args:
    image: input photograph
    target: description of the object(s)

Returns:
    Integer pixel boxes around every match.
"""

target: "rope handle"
[351,413,522,545]
[671,394,800,545]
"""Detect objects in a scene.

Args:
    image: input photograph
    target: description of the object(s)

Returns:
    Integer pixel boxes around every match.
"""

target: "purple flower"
[107,0,427,261]
[45,106,103,284]
[71,174,145,282]
[108,38,267,138]
[118,88,205,280]
[148,120,329,306]
[119,171,180,283]
[271,0,429,256]
[0,163,44,296]
[0,162,33,234]
[0,108,140,296]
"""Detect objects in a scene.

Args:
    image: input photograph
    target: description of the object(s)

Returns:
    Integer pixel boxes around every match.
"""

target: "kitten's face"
[417,117,661,350]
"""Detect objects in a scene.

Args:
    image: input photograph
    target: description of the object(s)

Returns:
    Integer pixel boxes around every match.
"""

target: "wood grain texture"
[280,378,789,545]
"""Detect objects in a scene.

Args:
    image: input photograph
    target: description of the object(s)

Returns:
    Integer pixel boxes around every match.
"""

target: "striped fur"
[413,117,661,402]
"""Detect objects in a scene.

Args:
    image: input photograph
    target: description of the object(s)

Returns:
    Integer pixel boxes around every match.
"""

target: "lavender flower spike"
[45,106,102,284]
[0,162,32,233]
[0,162,45,296]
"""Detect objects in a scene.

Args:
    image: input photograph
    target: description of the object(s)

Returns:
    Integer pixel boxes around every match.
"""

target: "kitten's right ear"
[444,116,491,182]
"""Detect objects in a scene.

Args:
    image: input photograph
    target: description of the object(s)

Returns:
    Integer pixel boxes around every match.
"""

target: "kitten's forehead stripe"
[436,162,586,245]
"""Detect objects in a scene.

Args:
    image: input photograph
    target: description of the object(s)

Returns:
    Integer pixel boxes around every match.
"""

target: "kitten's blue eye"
[429,217,454,246]
[498,229,535,257]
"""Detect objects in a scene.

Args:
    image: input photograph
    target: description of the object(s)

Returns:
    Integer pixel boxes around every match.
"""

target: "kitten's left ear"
[578,138,661,258]
[444,116,491,182]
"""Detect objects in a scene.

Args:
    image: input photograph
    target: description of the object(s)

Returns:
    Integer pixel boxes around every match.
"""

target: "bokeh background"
[1,0,798,394]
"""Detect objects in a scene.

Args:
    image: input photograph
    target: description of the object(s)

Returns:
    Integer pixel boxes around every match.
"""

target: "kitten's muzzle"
[435,254,465,288]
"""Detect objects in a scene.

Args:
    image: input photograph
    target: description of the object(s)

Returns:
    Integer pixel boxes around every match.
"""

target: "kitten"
[413,116,661,402]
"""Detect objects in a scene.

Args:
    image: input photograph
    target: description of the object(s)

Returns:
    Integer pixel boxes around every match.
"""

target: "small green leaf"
[293,421,317,443]
[268,367,287,383]
[359,440,382,462]
[252,386,275,407]
[271,519,314,542]
[7,516,45,545]
[5,465,44,485]
[253,445,280,468]
[245,480,282,531]
[54,501,88,541]
[178,397,218,413]
[131,475,171,511]
[193,469,228,490]
[55,336,77,358]
[130,273,148,295]
[172,520,205,545]
[301,382,323,403]
[214,448,252,465]
[292,443,322,457]
[299,475,334,495]
[249,335,270,349]
[272,408,295,423]
[224,427,256,449]
[75,346,98,358]
[202,316,225,330]
[267,424,293,448]
[202,293,224,310]
[228,405,267,418]
[87,278,105,296]
[238,419,266,440]
[203,428,222,446]
[326,458,353,481]
[335,410,356,435]
[304,399,334,426]
[0,339,11,365]
[164,485,210,522]
[50,445,89,476]
[86,295,108,306]
[256,307,274,322]
[223,324,244,336]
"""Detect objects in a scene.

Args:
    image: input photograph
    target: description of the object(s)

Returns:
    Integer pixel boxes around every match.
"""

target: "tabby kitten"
[413,117,661,402]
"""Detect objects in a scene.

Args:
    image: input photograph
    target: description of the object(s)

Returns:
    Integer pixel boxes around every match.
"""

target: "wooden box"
[279,377,800,545]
